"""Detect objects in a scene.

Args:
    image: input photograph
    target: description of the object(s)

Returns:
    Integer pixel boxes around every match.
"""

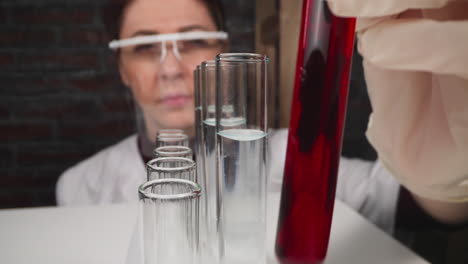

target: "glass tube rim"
[147,157,195,172]
[194,65,201,109]
[153,145,193,157]
[156,133,189,144]
[138,178,201,200]
[156,130,186,137]
[201,60,215,67]
[216,52,269,63]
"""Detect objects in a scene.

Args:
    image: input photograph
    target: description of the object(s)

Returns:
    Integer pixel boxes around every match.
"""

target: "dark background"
[0,0,374,209]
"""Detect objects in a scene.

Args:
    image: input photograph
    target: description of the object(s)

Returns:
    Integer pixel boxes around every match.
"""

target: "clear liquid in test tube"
[215,53,269,264]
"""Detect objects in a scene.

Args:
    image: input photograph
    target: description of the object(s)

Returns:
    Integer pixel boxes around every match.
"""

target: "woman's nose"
[159,50,184,80]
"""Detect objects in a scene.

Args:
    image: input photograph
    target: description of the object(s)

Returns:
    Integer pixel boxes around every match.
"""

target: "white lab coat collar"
[56,135,146,206]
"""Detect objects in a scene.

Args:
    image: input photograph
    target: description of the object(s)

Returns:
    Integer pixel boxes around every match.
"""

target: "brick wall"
[0,0,255,208]
[0,0,133,208]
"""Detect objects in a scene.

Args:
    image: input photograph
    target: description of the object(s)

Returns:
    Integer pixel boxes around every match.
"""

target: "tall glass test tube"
[200,60,219,262]
[215,53,269,264]
[274,0,355,263]
[194,65,204,175]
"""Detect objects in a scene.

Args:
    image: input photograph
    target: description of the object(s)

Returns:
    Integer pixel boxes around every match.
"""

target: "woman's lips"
[160,95,192,108]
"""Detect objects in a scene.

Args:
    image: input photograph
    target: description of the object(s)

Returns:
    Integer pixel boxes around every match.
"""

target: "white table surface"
[0,194,428,264]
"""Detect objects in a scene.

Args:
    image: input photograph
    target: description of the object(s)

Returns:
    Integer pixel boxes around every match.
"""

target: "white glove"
[327,0,468,202]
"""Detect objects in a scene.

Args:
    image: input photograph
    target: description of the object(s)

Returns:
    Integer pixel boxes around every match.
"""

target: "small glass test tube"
[200,60,220,263]
[146,157,196,182]
[139,178,201,264]
[157,129,185,135]
[153,145,193,159]
[155,133,189,148]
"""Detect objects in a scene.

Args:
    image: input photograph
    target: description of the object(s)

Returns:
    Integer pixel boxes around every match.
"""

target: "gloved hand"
[327,0,468,202]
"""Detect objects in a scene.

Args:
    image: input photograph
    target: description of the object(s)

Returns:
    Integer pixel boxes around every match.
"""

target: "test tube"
[194,64,206,202]
[139,178,201,264]
[146,157,196,182]
[157,129,185,135]
[201,61,218,209]
[275,1,356,262]
[155,133,189,148]
[153,146,193,159]
[199,60,220,262]
[215,53,269,264]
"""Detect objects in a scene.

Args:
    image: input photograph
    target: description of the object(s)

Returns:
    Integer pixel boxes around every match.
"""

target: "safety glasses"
[109,31,228,63]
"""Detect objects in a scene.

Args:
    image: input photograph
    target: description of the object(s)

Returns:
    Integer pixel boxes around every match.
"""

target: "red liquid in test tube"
[275,0,356,263]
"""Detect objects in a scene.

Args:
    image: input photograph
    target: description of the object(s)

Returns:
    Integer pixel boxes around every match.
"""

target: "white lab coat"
[56,129,400,233]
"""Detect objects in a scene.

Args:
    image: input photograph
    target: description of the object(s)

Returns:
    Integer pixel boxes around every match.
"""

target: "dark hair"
[101,0,226,41]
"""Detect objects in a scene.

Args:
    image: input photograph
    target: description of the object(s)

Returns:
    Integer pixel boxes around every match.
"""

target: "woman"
[56,0,228,204]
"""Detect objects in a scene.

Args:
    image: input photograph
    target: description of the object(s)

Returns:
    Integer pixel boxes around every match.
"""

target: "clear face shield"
[109,31,228,63]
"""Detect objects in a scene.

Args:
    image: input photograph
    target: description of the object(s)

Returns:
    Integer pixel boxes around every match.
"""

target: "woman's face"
[118,0,222,140]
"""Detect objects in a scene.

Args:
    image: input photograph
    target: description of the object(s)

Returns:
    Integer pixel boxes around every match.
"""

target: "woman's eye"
[134,44,156,53]
[183,39,210,49]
